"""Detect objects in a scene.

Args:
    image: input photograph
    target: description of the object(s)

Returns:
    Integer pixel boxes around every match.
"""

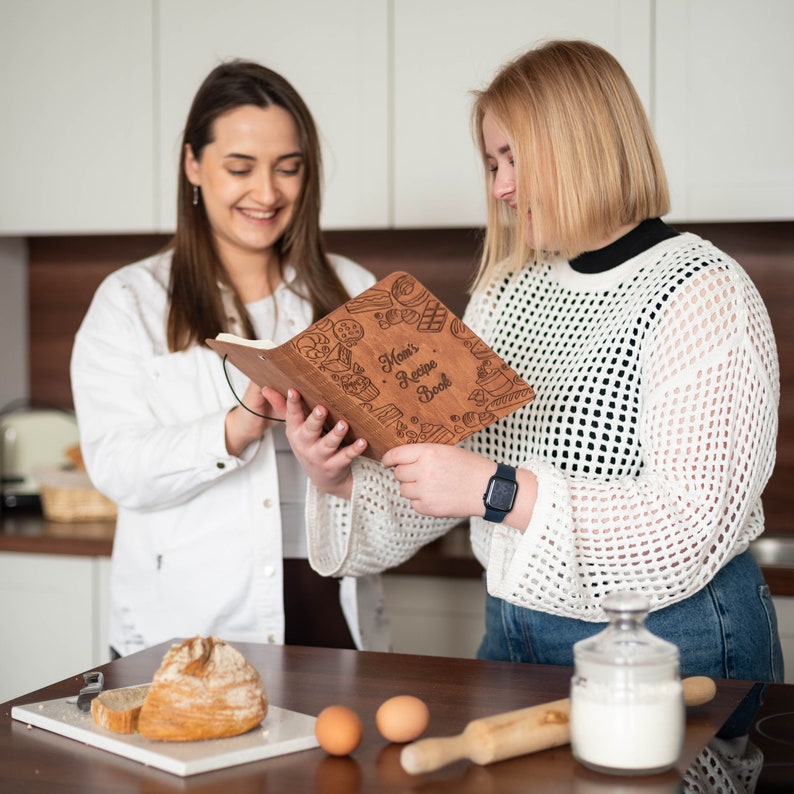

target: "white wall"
[0,238,28,410]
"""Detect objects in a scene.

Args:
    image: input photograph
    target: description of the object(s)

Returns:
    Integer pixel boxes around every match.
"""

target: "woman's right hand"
[263,386,367,500]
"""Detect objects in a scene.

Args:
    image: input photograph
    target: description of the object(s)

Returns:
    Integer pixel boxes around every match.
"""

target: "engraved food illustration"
[289,273,532,445]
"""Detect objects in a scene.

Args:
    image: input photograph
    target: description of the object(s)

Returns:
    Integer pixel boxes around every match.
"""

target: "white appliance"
[1,408,79,510]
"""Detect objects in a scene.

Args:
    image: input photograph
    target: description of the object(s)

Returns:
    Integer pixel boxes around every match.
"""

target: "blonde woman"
[273,40,783,681]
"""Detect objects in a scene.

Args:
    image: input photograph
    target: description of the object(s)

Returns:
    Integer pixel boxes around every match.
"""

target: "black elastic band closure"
[222,354,285,422]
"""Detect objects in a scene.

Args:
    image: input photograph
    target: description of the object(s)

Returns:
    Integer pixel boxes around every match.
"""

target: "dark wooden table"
[0,640,755,793]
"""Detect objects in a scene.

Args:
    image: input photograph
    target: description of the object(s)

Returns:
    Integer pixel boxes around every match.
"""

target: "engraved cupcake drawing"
[340,371,380,402]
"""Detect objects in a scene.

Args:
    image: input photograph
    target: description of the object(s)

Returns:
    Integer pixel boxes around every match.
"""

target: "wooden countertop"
[0,640,767,793]
[0,511,114,556]
[3,511,794,596]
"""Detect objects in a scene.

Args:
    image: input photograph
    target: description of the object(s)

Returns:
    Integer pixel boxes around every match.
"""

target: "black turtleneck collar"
[569,218,679,274]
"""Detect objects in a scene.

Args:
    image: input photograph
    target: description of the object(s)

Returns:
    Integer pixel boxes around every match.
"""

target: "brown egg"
[375,695,430,743]
[315,705,364,756]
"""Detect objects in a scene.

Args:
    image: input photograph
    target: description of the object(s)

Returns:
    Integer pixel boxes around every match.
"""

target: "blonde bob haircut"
[472,39,670,290]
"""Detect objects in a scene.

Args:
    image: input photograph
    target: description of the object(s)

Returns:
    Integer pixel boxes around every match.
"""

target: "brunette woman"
[71,60,389,657]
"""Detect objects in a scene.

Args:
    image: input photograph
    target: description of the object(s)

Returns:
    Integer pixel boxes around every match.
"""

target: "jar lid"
[602,591,649,615]
[573,591,680,668]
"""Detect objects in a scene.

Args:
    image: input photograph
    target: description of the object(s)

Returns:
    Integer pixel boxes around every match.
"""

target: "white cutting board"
[12,693,319,776]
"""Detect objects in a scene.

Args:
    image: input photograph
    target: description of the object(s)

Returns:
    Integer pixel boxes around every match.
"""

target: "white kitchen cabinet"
[0,0,387,235]
[391,0,653,228]
[773,596,794,685]
[383,575,794,684]
[0,1,155,234]
[1,1,791,235]
[382,574,486,659]
[0,239,28,409]
[0,552,111,703]
[655,0,794,221]
[155,0,389,231]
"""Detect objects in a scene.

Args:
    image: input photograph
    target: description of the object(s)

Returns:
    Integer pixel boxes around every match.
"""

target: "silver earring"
[192,185,199,206]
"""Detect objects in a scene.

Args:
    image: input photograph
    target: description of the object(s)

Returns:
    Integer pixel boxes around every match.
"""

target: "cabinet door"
[773,596,794,685]
[656,0,794,221]
[382,574,485,658]
[0,553,97,703]
[156,0,389,232]
[0,1,154,234]
[392,0,652,228]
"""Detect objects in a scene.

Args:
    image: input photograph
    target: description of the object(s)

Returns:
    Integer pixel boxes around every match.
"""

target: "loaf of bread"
[91,684,151,734]
[136,636,268,741]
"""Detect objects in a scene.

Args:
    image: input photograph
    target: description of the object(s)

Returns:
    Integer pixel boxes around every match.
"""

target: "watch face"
[486,477,517,511]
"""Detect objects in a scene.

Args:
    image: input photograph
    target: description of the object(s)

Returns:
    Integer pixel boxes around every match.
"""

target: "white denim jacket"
[70,249,390,655]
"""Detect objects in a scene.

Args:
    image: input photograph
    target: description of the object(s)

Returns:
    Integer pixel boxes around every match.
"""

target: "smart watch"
[482,463,518,523]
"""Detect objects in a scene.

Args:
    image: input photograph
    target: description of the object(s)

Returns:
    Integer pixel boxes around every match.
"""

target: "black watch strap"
[482,463,518,523]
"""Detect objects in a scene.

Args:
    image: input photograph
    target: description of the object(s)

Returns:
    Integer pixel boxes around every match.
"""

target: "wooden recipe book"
[206,271,534,459]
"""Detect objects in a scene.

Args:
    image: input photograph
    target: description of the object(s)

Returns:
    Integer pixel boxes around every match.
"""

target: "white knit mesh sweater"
[306,233,779,620]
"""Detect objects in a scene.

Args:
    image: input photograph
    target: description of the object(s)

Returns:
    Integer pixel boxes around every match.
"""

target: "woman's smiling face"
[185,103,304,269]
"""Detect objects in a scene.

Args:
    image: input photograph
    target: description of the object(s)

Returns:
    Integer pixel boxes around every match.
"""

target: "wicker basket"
[34,465,117,523]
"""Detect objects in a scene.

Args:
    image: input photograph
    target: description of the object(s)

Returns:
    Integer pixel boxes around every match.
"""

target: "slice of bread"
[91,684,151,734]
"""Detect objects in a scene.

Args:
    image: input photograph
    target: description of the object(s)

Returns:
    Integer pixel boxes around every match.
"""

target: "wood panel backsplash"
[27,229,482,410]
[26,222,794,535]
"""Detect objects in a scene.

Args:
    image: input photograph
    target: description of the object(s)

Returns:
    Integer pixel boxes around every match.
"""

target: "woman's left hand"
[224,379,279,457]
[381,444,494,518]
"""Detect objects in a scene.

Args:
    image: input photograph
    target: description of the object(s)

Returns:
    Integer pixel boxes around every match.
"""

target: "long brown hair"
[167,60,351,351]
[472,40,670,289]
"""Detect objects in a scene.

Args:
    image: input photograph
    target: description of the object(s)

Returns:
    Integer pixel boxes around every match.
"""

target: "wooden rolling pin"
[400,675,716,775]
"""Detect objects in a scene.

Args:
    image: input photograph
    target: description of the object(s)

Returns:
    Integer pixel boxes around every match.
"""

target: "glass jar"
[570,592,684,775]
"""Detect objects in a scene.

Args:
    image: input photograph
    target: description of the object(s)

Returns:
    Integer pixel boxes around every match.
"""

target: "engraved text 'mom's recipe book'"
[206,271,534,460]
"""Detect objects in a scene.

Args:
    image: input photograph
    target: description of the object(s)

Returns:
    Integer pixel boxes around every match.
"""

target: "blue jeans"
[476,550,784,682]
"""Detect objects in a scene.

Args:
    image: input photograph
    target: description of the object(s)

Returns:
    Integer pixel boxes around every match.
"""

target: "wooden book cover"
[206,271,534,459]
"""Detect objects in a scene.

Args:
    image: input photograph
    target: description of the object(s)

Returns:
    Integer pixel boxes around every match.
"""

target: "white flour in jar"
[571,680,684,773]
